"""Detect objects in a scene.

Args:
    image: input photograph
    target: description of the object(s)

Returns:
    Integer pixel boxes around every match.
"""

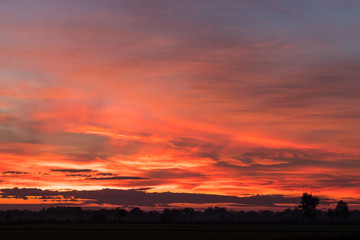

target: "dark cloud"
[87,176,150,180]
[3,171,28,175]
[51,168,94,173]
[65,174,92,177]
[0,188,312,207]
[134,188,152,191]
[96,173,114,176]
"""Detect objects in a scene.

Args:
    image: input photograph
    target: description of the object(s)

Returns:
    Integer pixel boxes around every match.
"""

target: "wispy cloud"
[88,176,150,180]
[51,169,94,173]
[3,171,28,175]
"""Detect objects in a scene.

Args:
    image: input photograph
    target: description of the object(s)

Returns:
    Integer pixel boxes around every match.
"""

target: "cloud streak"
[51,169,94,173]
[0,188,307,208]
[3,171,28,175]
[88,177,150,180]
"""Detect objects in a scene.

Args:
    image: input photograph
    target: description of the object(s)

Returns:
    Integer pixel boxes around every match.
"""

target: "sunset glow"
[1,0,360,210]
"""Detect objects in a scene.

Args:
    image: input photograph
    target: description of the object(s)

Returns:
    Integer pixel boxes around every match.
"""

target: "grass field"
[0,223,360,240]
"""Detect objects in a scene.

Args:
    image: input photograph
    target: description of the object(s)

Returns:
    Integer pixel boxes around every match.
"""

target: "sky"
[1,0,360,210]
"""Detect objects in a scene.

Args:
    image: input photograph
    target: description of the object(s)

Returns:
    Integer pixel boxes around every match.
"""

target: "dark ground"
[0,224,360,240]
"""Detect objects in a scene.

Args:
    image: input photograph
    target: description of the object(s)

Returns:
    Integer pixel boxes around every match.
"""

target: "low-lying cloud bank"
[0,188,339,209]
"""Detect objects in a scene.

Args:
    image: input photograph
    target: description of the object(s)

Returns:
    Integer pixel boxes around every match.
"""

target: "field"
[0,224,360,240]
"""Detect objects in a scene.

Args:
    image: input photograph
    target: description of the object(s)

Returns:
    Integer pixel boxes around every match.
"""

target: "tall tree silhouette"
[298,192,319,219]
[334,200,349,218]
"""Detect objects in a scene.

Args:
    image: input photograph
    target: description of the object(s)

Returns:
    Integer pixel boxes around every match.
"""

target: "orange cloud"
[1,0,360,209]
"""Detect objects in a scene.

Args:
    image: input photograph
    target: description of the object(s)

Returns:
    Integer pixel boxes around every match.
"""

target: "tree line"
[0,193,356,224]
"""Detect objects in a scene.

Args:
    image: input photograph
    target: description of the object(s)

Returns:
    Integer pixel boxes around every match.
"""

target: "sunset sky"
[1,0,360,210]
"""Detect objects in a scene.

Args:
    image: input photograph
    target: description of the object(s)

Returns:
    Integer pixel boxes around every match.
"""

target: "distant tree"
[127,207,145,222]
[326,208,335,219]
[182,207,195,221]
[115,208,127,222]
[298,192,319,219]
[204,206,227,215]
[334,200,349,218]
[162,209,181,222]
[280,208,302,222]
[129,207,144,216]
[204,206,228,221]
[90,211,106,222]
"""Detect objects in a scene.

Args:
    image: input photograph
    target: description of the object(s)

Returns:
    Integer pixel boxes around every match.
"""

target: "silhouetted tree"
[279,208,302,222]
[90,211,106,222]
[204,206,228,222]
[2,205,360,224]
[129,207,144,218]
[162,209,184,222]
[182,207,195,221]
[326,208,335,220]
[334,200,349,218]
[115,208,127,222]
[298,192,319,219]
